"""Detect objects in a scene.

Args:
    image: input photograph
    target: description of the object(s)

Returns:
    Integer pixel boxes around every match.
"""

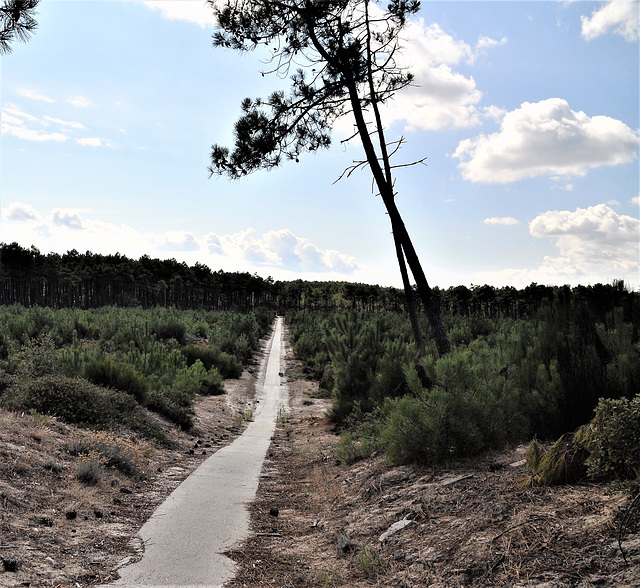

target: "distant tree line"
[1,243,638,323]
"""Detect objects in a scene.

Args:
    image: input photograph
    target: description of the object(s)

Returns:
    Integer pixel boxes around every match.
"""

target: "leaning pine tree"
[208,0,451,357]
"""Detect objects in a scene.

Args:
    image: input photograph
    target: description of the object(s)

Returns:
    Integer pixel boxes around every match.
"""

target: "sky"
[1,0,638,290]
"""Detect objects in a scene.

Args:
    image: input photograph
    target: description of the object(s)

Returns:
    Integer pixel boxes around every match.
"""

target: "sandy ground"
[0,356,260,588]
[1,324,638,587]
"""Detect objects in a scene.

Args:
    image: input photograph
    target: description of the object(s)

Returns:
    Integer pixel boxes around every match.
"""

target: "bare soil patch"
[0,355,261,588]
[226,329,639,587]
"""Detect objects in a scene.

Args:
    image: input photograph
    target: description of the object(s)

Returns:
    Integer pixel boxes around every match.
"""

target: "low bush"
[75,459,102,485]
[377,343,516,466]
[146,388,194,431]
[66,431,146,478]
[0,375,166,443]
[0,369,16,394]
[181,344,242,379]
[584,395,640,489]
[201,367,225,396]
[524,394,640,491]
[84,357,148,405]
[153,320,187,345]
[17,334,59,378]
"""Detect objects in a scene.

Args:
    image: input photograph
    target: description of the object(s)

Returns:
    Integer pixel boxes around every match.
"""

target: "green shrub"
[17,334,59,378]
[523,434,589,486]
[66,431,145,478]
[212,350,243,379]
[524,394,640,490]
[0,375,162,441]
[583,395,640,489]
[153,321,187,345]
[84,357,148,404]
[181,344,218,370]
[0,369,16,394]
[378,343,516,466]
[146,388,194,430]
[201,367,225,396]
[181,344,242,379]
[335,431,372,465]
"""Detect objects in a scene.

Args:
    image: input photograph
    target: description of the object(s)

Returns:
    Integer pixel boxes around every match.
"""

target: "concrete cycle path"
[103,317,288,588]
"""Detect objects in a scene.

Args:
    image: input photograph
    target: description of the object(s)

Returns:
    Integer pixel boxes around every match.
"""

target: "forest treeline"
[1,242,637,321]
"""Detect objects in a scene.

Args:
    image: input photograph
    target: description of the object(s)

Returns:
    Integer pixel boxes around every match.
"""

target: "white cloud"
[68,96,94,108]
[453,98,639,183]
[76,137,104,147]
[483,216,519,225]
[17,88,55,103]
[381,20,483,130]
[205,228,360,274]
[475,204,639,286]
[52,209,84,230]
[530,203,639,272]
[581,0,639,42]
[2,124,68,143]
[1,202,42,222]
[476,35,508,50]
[44,116,85,130]
[631,194,640,206]
[139,0,216,27]
[1,105,72,143]
[2,105,114,147]
[154,231,200,251]
[482,105,507,122]
[1,202,361,279]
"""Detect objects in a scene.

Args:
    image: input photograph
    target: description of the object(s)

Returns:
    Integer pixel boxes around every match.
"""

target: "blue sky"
[1,0,638,289]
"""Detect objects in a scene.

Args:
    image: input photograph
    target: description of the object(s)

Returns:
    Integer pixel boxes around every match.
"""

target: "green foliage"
[181,344,242,379]
[201,367,225,396]
[379,340,521,465]
[59,332,93,376]
[523,433,589,486]
[0,369,16,394]
[84,357,149,405]
[325,312,384,423]
[583,395,640,489]
[0,374,165,442]
[17,334,59,378]
[524,394,640,490]
[146,388,195,430]
[335,429,379,466]
[153,320,187,345]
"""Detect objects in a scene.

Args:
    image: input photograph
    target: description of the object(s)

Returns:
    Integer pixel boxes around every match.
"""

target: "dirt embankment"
[0,360,260,587]
[1,326,638,587]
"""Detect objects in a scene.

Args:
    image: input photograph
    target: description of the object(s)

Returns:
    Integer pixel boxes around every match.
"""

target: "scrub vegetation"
[286,285,640,491]
[0,304,274,437]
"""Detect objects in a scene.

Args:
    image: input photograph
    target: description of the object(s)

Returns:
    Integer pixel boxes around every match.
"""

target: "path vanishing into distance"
[101,317,288,588]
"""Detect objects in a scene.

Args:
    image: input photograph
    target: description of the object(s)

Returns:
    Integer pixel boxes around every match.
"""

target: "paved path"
[103,317,288,588]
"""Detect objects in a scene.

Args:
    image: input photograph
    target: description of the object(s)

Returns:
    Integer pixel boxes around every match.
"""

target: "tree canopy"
[208,0,451,356]
[0,0,39,55]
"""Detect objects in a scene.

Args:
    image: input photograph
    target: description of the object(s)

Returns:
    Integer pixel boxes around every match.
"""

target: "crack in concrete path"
[101,317,288,587]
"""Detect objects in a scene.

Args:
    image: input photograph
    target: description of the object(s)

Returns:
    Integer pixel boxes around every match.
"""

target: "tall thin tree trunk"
[386,199,451,357]
[393,229,426,357]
